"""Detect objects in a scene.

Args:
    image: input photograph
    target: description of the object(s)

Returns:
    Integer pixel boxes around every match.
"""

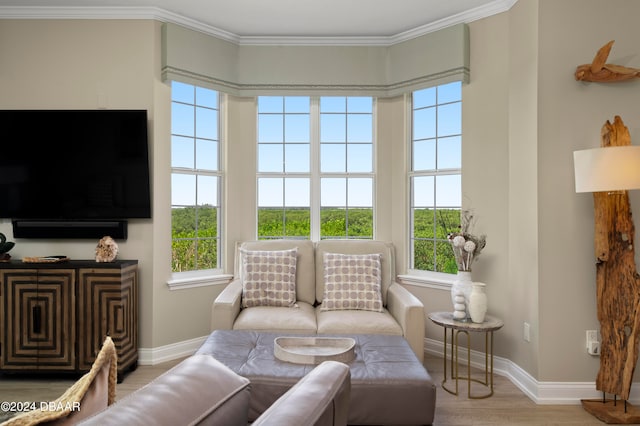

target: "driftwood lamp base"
[582,399,640,424]
[583,116,640,422]
[592,117,640,401]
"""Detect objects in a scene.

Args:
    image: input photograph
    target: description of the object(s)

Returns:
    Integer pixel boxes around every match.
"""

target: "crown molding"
[389,0,518,45]
[0,0,518,47]
[0,6,241,43]
[0,5,161,20]
[236,35,391,47]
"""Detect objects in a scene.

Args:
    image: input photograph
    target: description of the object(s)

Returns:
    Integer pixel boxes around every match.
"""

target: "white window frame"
[408,82,462,279]
[169,82,228,288]
[256,96,376,241]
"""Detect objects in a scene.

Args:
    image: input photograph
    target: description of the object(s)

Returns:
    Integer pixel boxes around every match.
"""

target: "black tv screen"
[0,110,151,220]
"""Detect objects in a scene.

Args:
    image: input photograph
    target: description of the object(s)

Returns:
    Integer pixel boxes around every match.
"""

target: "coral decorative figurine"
[0,232,15,261]
[95,236,118,263]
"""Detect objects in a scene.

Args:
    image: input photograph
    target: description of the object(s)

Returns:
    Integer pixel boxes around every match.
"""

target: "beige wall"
[223,95,258,273]
[408,0,640,383]
[3,0,640,384]
[507,0,540,378]
[0,20,226,349]
[0,19,160,348]
[464,8,514,363]
[461,0,640,382]
[536,0,640,381]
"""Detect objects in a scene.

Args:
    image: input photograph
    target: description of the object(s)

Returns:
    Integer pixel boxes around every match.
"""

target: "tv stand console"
[0,259,138,380]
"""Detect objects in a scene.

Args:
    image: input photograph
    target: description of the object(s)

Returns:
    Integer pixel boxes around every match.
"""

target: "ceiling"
[0,0,516,43]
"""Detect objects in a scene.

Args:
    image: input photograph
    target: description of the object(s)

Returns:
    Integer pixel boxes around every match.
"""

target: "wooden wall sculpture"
[575,41,640,82]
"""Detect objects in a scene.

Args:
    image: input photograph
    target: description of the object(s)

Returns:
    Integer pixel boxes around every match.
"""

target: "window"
[410,82,462,273]
[257,96,311,239]
[320,97,374,239]
[171,81,222,272]
[257,96,374,240]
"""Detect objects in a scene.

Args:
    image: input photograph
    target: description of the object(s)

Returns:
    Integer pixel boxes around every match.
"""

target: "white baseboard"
[136,335,638,405]
[424,337,640,405]
[137,335,208,366]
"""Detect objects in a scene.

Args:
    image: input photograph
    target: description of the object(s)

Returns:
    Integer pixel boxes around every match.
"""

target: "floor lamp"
[574,116,640,424]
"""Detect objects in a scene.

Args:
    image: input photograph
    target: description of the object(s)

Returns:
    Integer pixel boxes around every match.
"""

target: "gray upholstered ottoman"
[196,330,436,425]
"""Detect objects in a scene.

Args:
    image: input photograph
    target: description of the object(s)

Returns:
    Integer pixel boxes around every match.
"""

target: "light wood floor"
[422,356,606,426]
[0,354,608,425]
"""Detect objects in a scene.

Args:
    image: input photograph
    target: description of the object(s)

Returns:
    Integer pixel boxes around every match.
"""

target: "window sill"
[397,270,455,291]
[167,269,233,291]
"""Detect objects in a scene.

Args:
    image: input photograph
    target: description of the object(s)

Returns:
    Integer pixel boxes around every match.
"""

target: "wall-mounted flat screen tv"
[0,109,151,220]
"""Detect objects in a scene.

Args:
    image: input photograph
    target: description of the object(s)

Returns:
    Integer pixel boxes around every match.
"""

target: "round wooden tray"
[274,336,356,364]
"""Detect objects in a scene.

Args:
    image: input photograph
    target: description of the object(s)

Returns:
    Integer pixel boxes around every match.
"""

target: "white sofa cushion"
[316,308,403,335]
[233,302,317,334]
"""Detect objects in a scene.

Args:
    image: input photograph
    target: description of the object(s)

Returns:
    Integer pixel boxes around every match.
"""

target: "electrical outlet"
[586,330,600,356]
[523,322,531,342]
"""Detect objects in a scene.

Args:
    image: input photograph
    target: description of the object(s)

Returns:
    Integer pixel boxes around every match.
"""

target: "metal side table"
[428,311,504,399]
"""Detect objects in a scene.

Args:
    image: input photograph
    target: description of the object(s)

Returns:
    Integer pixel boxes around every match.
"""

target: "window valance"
[162,23,469,97]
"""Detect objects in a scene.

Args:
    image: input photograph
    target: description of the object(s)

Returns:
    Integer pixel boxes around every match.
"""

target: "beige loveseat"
[211,239,425,362]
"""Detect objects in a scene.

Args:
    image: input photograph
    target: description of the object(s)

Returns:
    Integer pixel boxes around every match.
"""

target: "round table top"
[428,311,504,332]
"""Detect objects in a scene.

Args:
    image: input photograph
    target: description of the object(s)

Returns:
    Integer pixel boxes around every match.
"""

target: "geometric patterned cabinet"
[0,260,138,379]
[0,269,76,371]
[77,264,137,373]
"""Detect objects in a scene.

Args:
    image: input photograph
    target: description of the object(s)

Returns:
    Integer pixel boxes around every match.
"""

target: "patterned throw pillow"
[241,248,298,308]
[321,252,383,312]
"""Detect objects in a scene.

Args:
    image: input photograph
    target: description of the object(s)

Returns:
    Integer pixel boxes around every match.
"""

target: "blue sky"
[170,82,461,211]
[257,95,373,208]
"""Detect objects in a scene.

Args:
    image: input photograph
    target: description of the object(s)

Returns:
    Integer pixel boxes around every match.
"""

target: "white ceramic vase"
[451,271,473,319]
[452,290,467,320]
[468,282,488,323]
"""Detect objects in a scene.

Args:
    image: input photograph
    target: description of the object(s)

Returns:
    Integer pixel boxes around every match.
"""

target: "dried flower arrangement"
[446,209,487,272]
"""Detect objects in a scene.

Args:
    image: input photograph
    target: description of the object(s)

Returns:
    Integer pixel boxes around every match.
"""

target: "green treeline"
[172,206,218,272]
[172,206,459,274]
[412,208,459,273]
[257,208,373,239]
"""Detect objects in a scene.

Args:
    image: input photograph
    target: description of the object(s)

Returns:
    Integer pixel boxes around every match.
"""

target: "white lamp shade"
[574,146,640,193]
